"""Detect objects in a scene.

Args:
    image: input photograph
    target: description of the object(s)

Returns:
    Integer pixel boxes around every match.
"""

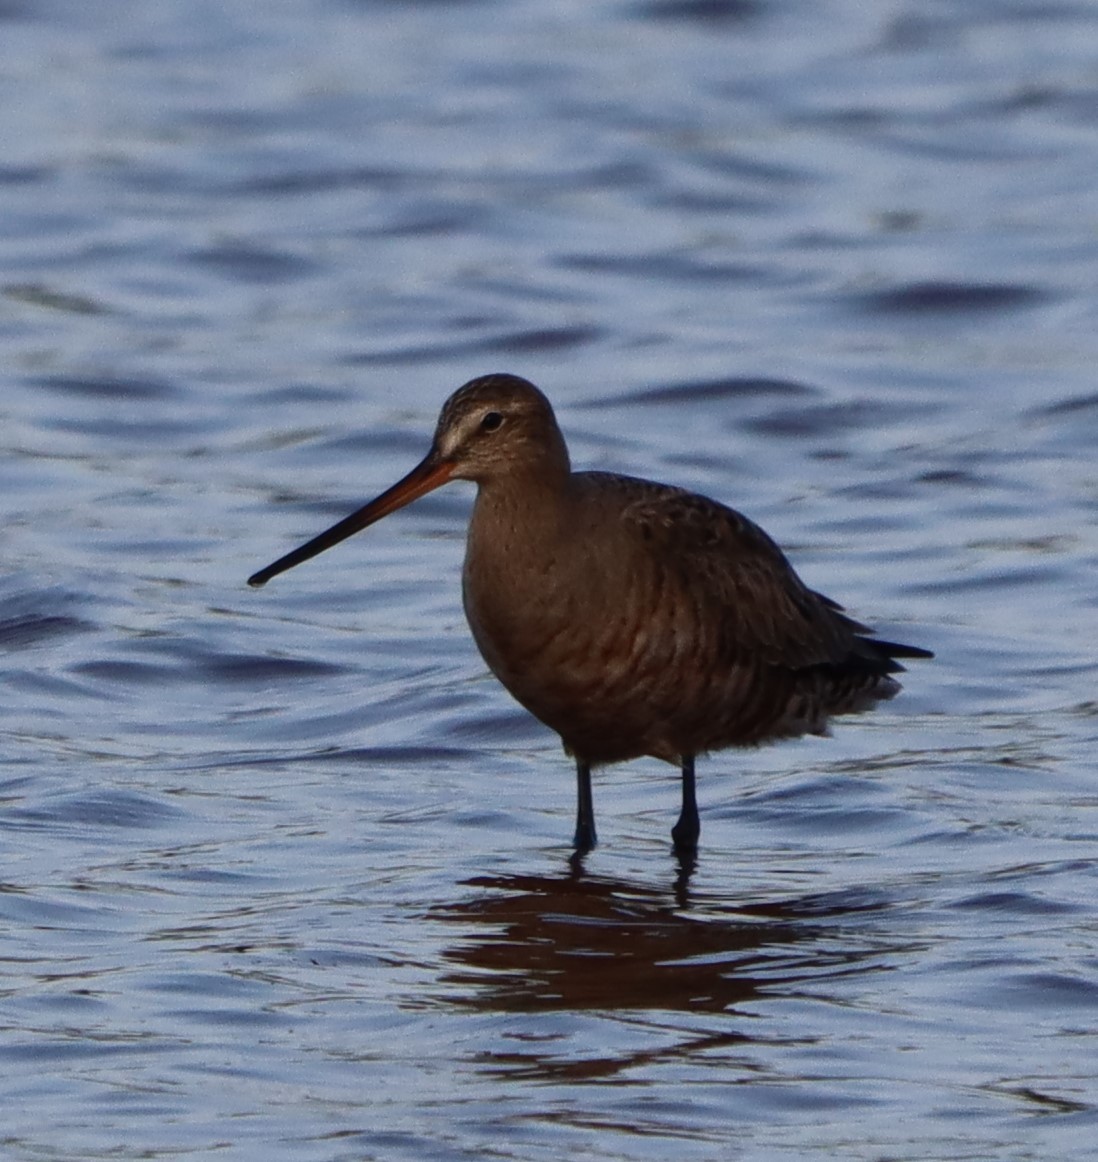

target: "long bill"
[248,451,454,588]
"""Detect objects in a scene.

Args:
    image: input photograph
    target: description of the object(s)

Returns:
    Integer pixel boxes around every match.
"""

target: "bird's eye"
[480,411,504,432]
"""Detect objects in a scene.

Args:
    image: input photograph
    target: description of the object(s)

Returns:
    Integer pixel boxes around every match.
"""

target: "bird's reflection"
[427,859,897,1019]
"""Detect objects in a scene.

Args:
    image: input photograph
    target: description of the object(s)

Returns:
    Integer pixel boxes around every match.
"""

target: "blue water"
[2,1,1097,1158]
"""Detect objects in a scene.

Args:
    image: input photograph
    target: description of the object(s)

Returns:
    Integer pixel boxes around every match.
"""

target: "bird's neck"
[467,463,577,573]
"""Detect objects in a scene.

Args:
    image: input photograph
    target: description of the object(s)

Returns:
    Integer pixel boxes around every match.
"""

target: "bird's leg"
[572,758,597,852]
[671,754,700,853]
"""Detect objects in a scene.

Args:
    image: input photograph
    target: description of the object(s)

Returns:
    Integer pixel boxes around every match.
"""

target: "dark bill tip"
[246,453,454,589]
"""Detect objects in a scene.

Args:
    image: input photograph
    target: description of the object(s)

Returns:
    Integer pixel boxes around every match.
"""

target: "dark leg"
[671,754,700,853]
[572,758,597,852]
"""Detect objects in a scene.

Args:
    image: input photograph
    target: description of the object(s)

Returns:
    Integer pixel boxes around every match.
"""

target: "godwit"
[250,374,931,855]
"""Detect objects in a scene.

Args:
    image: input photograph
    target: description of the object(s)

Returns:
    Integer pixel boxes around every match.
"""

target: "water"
[2,0,1097,1158]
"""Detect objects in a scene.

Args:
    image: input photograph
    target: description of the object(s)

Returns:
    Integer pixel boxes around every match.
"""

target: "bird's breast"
[460,495,717,762]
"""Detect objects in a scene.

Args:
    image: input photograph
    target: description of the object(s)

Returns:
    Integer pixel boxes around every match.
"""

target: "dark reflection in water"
[428,866,902,1026]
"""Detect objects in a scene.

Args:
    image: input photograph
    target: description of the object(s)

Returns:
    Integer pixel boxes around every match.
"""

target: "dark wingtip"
[867,639,934,674]
[247,570,270,589]
[881,642,934,661]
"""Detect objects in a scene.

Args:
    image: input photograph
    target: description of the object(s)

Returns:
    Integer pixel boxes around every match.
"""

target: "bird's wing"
[597,473,871,670]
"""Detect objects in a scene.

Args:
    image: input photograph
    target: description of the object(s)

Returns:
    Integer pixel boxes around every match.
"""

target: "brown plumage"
[250,373,932,854]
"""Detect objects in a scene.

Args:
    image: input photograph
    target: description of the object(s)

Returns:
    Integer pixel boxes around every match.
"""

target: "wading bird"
[250,374,931,855]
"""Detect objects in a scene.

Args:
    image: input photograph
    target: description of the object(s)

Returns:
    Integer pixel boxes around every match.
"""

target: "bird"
[249,373,932,856]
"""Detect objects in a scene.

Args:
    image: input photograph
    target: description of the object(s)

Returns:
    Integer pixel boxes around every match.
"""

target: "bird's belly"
[462,561,740,764]
[469,611,673,763]
[463,574,897,766]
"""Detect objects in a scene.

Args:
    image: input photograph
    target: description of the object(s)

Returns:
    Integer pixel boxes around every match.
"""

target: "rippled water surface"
[3,1,1098,1158]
